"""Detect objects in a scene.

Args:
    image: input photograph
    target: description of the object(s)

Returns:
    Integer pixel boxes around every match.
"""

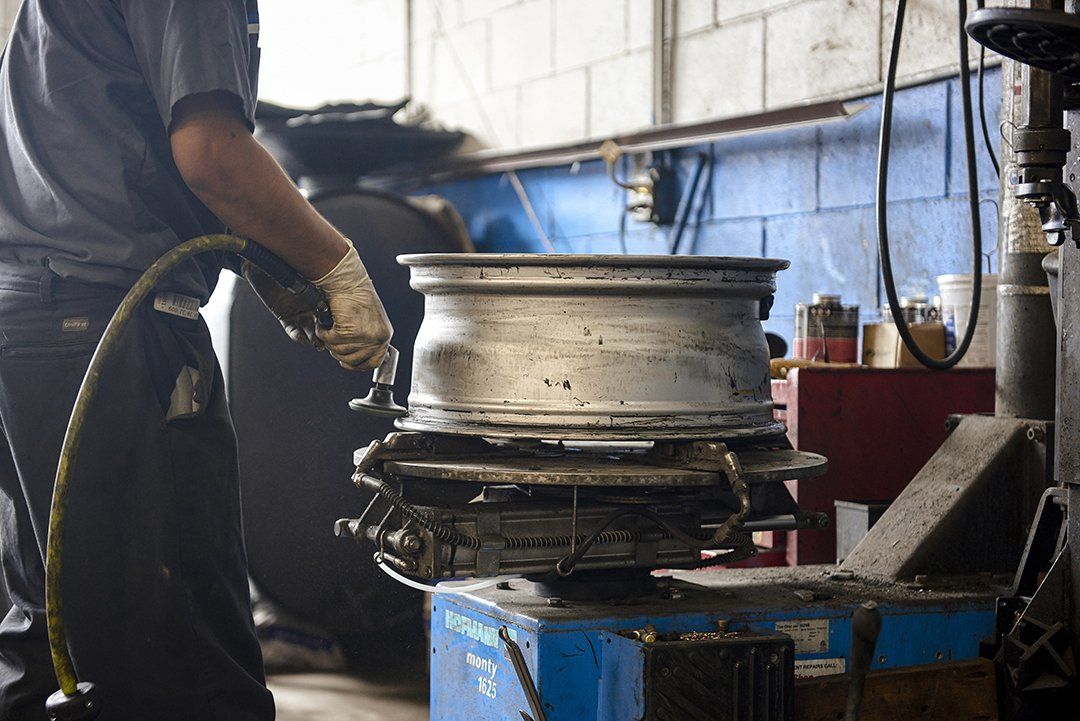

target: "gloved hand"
[313,245,393,371]
[243,260,323,348]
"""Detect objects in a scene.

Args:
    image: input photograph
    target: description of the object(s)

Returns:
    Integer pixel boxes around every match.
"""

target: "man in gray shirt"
[0,1,393,718]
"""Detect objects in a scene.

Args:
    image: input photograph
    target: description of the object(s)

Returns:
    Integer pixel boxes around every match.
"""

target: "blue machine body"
[429,567,1001,721]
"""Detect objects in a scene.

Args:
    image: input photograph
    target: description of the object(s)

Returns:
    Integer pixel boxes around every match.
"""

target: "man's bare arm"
[170,90,392,371]
[169,91,349,280]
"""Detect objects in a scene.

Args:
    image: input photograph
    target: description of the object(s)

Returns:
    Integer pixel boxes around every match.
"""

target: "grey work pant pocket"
[143,310,219,424]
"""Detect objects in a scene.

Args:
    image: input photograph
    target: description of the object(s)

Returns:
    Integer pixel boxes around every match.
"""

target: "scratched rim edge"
[397,253,791,272]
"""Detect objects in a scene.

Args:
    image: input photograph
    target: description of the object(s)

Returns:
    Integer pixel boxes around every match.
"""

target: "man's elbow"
[169,93,253,203]
[172,131,244,202]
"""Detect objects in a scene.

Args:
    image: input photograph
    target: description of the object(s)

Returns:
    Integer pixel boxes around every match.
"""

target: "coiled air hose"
[878,0,983,369]
[44,234,332,720]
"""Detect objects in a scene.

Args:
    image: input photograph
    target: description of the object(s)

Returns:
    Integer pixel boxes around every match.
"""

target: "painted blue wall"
[412,70,1002,345]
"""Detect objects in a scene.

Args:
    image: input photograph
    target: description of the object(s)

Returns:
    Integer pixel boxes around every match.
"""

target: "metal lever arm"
[845,601,883,721]
[499,626,548,721]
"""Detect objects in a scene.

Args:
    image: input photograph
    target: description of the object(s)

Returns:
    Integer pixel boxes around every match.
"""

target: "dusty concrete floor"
[271,673,428,721]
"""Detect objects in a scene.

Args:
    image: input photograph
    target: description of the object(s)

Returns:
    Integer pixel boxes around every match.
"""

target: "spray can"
[883,295,939,324]
[794,294,859,363]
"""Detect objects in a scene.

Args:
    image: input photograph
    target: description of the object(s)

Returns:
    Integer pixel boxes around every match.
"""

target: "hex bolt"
[400,534,423,554]
[547,597,564,608]
[1027,426,1046,443]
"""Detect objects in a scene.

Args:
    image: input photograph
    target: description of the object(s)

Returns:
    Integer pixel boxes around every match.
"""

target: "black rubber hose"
[46,235,249,711]
[975,0,1000,177]
[696,535,757,568]
[878,0,983,369]
[977,52,1000,176]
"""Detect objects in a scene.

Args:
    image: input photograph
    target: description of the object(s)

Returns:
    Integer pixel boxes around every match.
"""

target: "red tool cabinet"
[765,367,996,566]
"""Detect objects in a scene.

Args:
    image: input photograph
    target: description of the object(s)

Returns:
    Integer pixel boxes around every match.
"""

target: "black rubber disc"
[967,7,1080,81]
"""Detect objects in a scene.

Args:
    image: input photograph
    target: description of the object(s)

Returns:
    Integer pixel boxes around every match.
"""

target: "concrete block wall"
[409,0,1000,149]
[415,69,1003,346]
[246,0,1004,151]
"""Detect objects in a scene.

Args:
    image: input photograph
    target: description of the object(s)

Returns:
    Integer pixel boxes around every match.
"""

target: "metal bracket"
[997,545,1077,694]
[499,626,549,721]
[1017,180,1080,246]
[475,506,504,576]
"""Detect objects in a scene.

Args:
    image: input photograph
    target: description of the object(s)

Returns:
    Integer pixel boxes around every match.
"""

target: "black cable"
[696,535,757,569]
[978,46,1000,177]
[974,0,999,177]
[877,0,982,370]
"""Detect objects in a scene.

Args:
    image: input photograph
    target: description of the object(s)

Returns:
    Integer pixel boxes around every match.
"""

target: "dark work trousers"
[0,269,274,721]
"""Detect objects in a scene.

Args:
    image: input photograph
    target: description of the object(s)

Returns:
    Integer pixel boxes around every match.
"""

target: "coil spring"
[504,529,638,549]
[367,476,482,550]
[720,531,752,548]
[365,472,742,554]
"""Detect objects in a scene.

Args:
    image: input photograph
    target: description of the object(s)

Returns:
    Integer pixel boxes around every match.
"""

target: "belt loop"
[38,258,57,307]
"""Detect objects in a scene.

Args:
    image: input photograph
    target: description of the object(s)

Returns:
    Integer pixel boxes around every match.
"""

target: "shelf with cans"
[776,274,997,375]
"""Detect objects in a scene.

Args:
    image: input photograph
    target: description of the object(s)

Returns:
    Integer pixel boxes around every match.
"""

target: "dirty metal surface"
[397,253,787,441]
[429,565,1002,721]
[840,414,1042,582]
[641,631,794,720]
[454,565,1008,625]
[384,448,826,487]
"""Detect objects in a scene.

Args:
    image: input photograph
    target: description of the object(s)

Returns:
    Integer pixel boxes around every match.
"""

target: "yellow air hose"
[44,234,331,719]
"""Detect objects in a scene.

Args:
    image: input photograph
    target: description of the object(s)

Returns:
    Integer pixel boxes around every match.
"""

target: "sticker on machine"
[794,658,846,678]
[774,618,830,654]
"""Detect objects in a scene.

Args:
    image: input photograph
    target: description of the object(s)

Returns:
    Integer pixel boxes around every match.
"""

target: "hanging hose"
[45,234,328,717]
[878,0,983,369]
[975,0,1000,177]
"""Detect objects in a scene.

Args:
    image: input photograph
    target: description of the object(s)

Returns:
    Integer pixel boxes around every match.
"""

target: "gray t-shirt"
[0,0,260,302]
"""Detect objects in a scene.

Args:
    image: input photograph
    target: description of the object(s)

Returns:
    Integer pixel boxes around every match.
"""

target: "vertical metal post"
[1058,0,1080,667]
[997,53,1058,420]
[651,0,672,126]
[1058,5,1078,485]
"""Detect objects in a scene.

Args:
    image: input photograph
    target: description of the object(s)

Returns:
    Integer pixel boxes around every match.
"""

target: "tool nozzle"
[349,346,407,418]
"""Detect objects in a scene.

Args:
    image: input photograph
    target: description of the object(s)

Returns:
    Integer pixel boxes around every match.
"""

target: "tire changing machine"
[337,8,1071,717]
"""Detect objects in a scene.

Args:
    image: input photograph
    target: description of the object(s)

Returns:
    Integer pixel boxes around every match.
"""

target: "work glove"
[312,245,393,371]
[243,260,324,348]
